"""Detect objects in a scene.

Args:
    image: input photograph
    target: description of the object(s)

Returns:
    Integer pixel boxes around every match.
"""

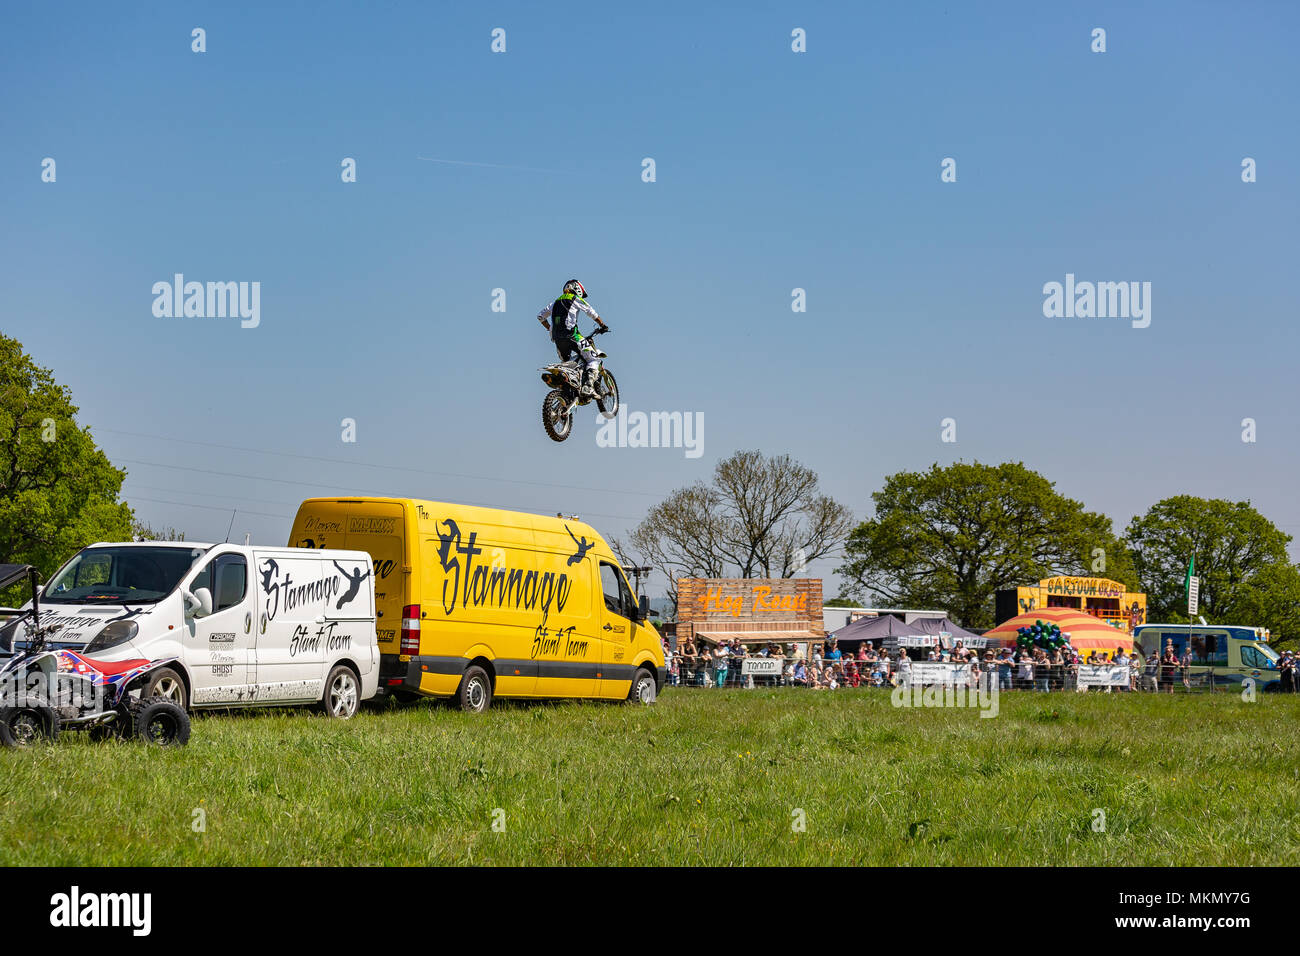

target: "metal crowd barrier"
[661,656,1295,694]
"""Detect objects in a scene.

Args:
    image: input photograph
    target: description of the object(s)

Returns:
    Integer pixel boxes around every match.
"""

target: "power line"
[124,482,300,511]
[127,495,290,520]
[117,458,644,523]
[96,427,663,499]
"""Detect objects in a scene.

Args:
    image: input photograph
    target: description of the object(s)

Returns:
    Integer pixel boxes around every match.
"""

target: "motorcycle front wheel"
[596,369,619,420]
[542,389,573,442]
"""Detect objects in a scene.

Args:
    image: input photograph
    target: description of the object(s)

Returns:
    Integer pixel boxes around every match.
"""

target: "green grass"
[2,689,1298,865]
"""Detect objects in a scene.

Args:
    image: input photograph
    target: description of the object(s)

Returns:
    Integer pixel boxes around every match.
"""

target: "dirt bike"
[539,326,619,442]
[0,563,191,747]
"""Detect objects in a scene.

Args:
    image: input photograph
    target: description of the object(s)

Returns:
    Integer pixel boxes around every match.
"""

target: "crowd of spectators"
[658,634,1274,693]
[662,636,895,689]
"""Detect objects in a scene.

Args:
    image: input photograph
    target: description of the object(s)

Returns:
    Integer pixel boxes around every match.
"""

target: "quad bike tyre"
[130,696,191,747]
[0,698,61,747]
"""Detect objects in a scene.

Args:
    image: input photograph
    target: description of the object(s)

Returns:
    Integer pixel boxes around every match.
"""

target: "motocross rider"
[536,279,608,399]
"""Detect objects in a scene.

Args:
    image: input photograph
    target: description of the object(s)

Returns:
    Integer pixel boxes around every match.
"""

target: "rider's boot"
[580,367,599,400]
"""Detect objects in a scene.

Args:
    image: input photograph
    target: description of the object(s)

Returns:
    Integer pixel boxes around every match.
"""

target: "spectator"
[792,659,808,687]
[825,639,842,663]
[1017,650,1034,691]
[898,649,912,686]
[1160,645,1179,694]
[713,640,731,688]
[1033,647,1051,692]
[662,638,677,687]
[1048,648,1065,690]
[996,648,1014,691]
[856,642,869,661]
[1278,650,1295,693]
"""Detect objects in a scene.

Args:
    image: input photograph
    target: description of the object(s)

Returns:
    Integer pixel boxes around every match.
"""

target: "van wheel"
[142,667,187,710]
[323,665,360,719]
[0,700,60,747]
[456,666,493,713]
[627,669,657,705]
[132,697,191,747]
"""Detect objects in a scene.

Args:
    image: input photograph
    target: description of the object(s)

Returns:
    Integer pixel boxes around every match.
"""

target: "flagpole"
[1186,554,1195,688]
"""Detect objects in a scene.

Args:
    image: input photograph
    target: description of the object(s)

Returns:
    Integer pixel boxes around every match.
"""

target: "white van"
[0,542,379,718]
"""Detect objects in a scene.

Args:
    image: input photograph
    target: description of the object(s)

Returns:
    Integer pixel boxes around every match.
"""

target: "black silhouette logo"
[565,525,595,566]
[333,560,371,609]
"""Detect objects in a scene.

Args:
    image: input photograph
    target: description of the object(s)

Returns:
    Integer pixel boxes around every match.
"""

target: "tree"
[838,461,1134,628]
[132,521,186,542]
[0,334,134,578]
[1125,496,1300,639]
[615,450,854,608]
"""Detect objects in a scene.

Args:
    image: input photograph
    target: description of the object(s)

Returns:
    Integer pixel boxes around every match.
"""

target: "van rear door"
[252,551,330,703]
[290,500,406,657]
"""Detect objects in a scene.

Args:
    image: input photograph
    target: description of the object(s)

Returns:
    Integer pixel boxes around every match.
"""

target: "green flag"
[1184,555,1195,596]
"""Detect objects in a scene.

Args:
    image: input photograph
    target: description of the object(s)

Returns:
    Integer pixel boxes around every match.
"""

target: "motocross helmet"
[563,279,587,299]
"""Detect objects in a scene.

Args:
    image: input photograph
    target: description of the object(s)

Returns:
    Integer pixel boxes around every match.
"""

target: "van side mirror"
[184,588,214,619]
[638,595,650,622]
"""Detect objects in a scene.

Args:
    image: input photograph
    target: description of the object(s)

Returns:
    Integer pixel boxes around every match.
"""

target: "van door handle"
[603,624,612,631]
[315,615,326,624]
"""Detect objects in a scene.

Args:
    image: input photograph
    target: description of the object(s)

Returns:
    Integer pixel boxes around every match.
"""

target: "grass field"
[2,688,1298,866]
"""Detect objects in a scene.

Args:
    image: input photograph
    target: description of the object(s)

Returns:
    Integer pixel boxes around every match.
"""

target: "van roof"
[89,541,215,550]
[298,496,602,536]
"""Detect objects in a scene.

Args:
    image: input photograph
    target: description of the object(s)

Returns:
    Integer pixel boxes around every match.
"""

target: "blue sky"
[3,1,1298,599]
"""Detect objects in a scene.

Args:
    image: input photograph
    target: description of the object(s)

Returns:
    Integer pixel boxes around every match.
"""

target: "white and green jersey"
[539,292,601,342]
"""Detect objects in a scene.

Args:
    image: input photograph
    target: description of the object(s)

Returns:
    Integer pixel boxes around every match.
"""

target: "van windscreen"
[43,547,207,604]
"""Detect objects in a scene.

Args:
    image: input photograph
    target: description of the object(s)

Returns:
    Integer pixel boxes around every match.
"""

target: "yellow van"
[288,497,664,710]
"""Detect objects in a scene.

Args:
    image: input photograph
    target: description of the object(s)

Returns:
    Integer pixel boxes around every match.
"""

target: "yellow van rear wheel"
[457,666,494,713]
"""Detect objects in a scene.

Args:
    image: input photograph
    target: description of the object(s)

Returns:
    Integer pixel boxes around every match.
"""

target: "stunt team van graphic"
[433,517,573,625]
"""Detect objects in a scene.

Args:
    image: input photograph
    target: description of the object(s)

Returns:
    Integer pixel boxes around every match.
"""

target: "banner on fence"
[742,658,783,676]
[1077,664,1130,687]
[897,635,940,648]
[908,662,972,685]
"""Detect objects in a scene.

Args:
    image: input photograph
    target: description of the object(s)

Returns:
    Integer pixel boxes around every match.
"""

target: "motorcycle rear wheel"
[542,389,573,442]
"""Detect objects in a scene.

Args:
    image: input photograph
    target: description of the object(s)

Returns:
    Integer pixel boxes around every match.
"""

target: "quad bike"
[0,563,191,748]
[540,326,619,442]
